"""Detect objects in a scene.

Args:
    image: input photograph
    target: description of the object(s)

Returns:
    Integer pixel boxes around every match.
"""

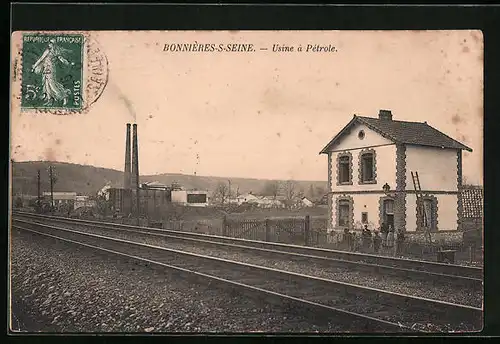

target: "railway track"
[11,216,483,333]
[13,212,483,286]
[13,214,483,308]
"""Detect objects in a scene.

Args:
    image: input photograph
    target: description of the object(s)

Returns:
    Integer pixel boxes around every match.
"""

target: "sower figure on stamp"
[31,39,75,106]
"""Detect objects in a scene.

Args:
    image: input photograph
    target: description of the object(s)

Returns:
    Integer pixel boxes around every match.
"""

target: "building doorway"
[383,199,395,228]
[338,200,350,227]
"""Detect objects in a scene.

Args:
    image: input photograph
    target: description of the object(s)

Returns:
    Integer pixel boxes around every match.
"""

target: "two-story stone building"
[320,110,472,234]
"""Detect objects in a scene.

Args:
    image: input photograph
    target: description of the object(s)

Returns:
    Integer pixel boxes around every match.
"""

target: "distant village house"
[74,195,97,210]
[301,197,314,207]
[42,191,77,207]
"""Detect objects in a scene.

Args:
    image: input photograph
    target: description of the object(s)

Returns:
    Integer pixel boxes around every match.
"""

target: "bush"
[14,197,23,209]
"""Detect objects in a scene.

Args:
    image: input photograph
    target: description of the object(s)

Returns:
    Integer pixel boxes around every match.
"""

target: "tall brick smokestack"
[132,123,140,217]
[124,123,131,189]
[131,124,139,189]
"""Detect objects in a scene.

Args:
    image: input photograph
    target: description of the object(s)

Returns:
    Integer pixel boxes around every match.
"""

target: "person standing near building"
[367,227,373,251]
[362,225,372,252]
[361,226,368,252]
[349,231,356,251]
[373,231,382,253]
[386,225,395,252]
[355,231,363,252]
[395,227,405,257]
[342,228,350,251]
[380,222,388,249]
[393,228,399,256]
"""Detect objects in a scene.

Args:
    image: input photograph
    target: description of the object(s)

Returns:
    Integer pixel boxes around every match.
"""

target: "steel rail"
[13,219,482,332]
[13,211,483,280]
[12,224,418,333]
[12,215,482,292]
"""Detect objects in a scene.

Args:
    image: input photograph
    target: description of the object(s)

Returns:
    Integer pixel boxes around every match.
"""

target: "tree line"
[211,180,327,205]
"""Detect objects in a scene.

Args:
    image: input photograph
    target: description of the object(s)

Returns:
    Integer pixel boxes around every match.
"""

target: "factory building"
[171,189,209,207]
[108,188,133,214]
[108,123,208,216]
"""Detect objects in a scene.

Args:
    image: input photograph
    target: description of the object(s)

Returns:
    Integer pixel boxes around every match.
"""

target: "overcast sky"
[11,30,483,184]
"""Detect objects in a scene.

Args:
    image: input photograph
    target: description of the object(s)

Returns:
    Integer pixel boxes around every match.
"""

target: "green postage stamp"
[12,31,108,114]
[22,34,84,110]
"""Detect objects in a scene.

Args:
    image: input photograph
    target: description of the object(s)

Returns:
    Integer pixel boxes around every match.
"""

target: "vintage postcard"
[9,30,483,334]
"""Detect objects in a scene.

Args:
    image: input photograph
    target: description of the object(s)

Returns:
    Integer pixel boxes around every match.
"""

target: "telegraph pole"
[37,170,41,213]
[49,166,54,213]
[228,180,231,204]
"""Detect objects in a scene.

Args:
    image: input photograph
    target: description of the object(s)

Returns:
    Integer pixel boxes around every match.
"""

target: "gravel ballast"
[25,220,481,308]
[11,227,377,333]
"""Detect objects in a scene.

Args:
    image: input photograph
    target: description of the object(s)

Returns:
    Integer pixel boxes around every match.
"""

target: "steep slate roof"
[320,114,473,154]
[461,186,483,218]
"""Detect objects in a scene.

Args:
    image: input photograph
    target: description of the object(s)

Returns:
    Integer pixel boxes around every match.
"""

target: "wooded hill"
[12,161,328,200]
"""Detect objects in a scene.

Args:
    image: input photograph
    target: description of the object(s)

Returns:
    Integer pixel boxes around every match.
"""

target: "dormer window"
[336,152,353,185]
[359,149,377,184]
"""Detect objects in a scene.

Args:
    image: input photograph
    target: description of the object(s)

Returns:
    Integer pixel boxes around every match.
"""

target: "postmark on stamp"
[11,31,109,115]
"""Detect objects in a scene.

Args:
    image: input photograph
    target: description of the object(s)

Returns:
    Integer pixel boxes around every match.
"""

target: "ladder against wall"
[411,171,432,245]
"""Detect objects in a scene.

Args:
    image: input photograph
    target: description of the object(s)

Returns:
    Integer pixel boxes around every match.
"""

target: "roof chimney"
[379,109,393,121]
